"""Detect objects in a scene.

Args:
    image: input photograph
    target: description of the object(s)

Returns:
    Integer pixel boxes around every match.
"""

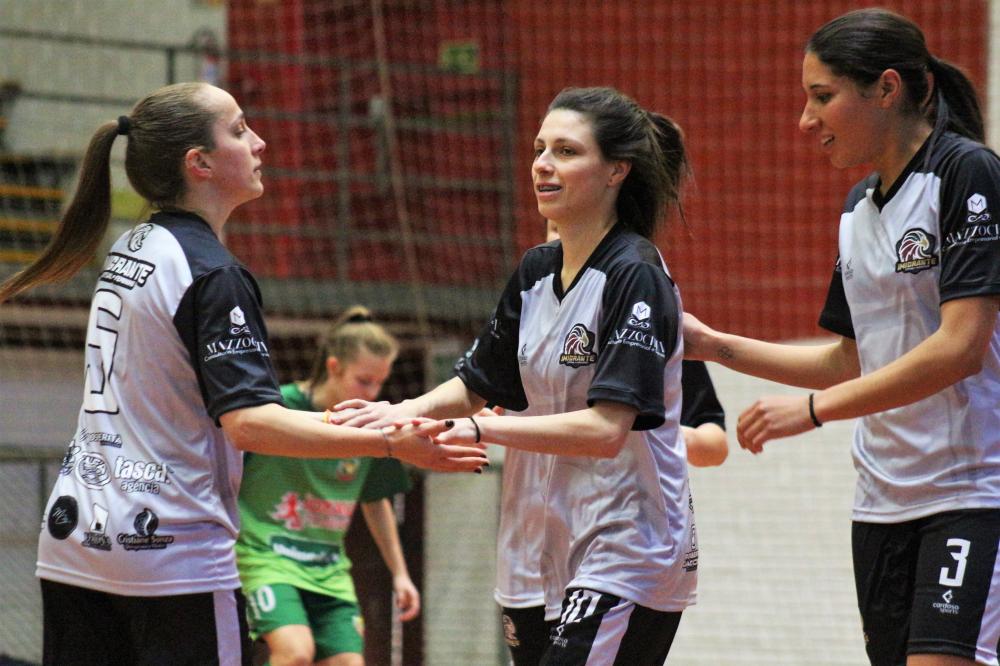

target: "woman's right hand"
[386,420,488,473]
[329,399,408,429]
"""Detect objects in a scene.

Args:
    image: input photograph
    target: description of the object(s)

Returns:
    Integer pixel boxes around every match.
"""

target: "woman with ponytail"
[685,8,1000,666]
[7,83,485,666]
[333,86,698,664]
[236,306,420,666]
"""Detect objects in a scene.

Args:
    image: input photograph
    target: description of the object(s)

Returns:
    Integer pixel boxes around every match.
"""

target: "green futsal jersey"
[235,383,412,601]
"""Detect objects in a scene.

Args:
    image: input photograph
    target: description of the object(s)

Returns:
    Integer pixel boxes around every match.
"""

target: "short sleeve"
[359,458,413,502]
[680,360,725,429]
[818,257,855,339]
[455,267,529,411]
[938,146,1000,303]
[184,266,282,423]
[588,260,679,431]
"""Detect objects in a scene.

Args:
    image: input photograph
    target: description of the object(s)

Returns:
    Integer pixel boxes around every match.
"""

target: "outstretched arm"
[360,499,420,621]
[684,312,861,390]
[437,401,637,459]
[220,405,487,472]
[331,377,488,428]
[738,295,999,451]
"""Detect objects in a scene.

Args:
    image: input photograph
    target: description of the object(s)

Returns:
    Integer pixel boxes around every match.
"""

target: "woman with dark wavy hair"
[334,86,697,665]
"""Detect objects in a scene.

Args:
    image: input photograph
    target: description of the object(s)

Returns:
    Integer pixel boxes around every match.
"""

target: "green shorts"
[245,583,364,660]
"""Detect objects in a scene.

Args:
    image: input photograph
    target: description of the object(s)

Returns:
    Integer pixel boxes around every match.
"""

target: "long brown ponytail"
[0,123,118,303]
[0,82,218,305]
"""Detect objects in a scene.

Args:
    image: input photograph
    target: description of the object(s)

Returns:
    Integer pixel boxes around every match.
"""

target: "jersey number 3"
[83,289,123,414]
[938,538,971,587]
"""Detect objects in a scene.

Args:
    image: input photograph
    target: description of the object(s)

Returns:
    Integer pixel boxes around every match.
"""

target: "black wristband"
[468,415,482,443]
[808,393,823,428]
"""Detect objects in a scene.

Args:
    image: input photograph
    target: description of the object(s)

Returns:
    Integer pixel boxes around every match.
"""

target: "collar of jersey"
[553,221,626,301]
[149,208,213,230]
[871,131,934,211]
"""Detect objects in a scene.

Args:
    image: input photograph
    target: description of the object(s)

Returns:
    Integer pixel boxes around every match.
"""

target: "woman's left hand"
[737,395,813,454]
[393,574,421,622]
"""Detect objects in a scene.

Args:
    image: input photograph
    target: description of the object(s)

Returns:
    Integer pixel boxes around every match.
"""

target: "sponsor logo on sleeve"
[47,495,78,539]
[127,223,154,252]
[82,503,112,551]
[607,301,666,357]
[943,194,1000,248]
[203,305,269,362]
[627,301,652,329]
[558,324,597,367]
[117,507,175,551]
[894,228,939,274]
[99,252,156,289]
[966,193,990,223]
[229,306,250,335]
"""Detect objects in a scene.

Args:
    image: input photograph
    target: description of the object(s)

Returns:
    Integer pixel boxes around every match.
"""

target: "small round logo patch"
[47,495,78,540]
[134,507,159,536]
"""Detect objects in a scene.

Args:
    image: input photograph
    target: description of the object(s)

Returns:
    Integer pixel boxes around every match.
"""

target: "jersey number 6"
[83,289,123,414]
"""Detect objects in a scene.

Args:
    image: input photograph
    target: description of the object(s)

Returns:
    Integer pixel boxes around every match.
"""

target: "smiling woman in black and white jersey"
[487,218,728,666]
[333,86,699,665]
[684,8,1000,666]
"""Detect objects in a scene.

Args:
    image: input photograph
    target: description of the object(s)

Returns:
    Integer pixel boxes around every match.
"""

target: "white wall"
[0,0,226,154]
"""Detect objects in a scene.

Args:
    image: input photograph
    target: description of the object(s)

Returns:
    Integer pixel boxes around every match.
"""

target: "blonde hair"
[306,305,399,386]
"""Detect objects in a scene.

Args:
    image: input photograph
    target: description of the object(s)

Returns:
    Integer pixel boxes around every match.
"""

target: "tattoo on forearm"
[718,345,734,361]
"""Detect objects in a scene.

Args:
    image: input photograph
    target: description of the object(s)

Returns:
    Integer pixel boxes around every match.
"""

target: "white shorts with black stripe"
[543,588,682,666]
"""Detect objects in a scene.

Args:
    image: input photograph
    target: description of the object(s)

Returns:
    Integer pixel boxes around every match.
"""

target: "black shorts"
[540,588,682,666]
[853,509,1000,666]
[40,579,252,666]
[502,605,554,666]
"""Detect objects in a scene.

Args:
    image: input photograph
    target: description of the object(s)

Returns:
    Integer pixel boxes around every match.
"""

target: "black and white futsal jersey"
[819,130,1000,523]
[490,360,723,611]
[458,224,697,619]
[37,210,282,596]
